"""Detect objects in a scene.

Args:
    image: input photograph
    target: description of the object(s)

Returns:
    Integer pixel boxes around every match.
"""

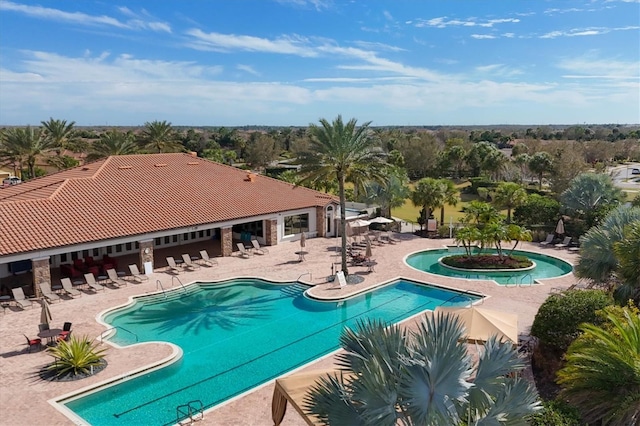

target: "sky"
[0,0,639,127]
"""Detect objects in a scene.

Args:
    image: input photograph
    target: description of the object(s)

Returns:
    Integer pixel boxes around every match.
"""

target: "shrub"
[46,335,107,379]
[531,290,613,352]
[437,224,451,238]
[513,194,560,226]
[528,399,582,426]
[441,254,533,269]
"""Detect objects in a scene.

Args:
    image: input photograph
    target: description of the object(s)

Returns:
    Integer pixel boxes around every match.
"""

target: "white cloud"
[414,16,519,29]
[273,0,332,11]
[0,1,171,33]
[237,64,260,76]
[471,34,497,39]
[557,55,640,80]
[540,25,639,38]
[184,29,318,56]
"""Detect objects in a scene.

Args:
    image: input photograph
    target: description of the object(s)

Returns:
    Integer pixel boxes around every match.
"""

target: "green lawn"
[392,181,475,224]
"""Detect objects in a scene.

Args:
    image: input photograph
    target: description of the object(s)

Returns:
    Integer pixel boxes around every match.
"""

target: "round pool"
[405,248,573,285]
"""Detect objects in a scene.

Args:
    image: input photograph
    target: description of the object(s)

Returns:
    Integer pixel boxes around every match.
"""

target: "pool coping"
[48,275,486,425]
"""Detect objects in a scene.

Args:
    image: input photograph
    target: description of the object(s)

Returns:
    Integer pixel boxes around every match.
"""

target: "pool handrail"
[176,400,204,424]
[156,279,168,298]
[519,274,533,286]
[99,326,138,343]
[171,276,187,292]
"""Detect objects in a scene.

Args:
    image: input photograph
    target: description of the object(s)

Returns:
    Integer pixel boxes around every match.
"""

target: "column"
[315,206,326,238]
[264,219,278,246]
[221,227,233,257]
[32,257,51,298]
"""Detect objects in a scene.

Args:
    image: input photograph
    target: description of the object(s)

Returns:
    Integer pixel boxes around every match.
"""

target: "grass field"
[392,181,475,224]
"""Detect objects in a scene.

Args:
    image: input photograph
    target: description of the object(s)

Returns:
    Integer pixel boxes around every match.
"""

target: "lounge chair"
[106,268,127,287]
[11,287,34,309]
[250,239,269,254]
[128,264,149,282]
[39,283,61,303]
[166,257,183,274]
[554,236,572,249]
[60,278,82,297]
[336,271,348,288]
[198,250,218,266]
[236,243,252,258]
[84,273,105,292]
[539,234,554,246]
[181,254,201,270]
[24,334,42,353]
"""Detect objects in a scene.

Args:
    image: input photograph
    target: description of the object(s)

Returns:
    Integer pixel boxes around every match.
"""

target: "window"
[183,233,189,241]
[135,242,139,249]
[155,238,161,246]
[93,248,99,257]
[116,244,122,253]
[198,230,204,238]
[190,232,196,240]
[107,246,112,254]
[82,250,89,259]
[172,235,178,243]
[284,213,309,236]
[60,253,68,263]
[164,236,170,244]
[206,229,212,237]
[126,242,132,251]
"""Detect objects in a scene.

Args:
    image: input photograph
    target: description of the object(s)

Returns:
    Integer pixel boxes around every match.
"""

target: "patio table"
[295,251,308,262]
[38,328,63,345]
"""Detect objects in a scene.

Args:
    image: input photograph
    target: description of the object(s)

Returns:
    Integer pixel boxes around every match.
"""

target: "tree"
[613,221,640,303]
[561,173,623,228]
[87,129,139,161]
[513,194,561,226]
[493,182,528,223]
[0,126,54,179]
[411,178,445,230]
[140,120,182,153]
[363,168,410,218]
[437,178,458,225]
[528,152,553,190]
[245,132,278,169]
[305,313,541,425]
[557,308,640,426]
[41,118,78,170]
[299,115,386,276]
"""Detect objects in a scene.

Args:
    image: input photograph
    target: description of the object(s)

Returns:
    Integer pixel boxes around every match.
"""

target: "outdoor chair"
[60,278,82,297]
[236,243,252,258]
[24,334,42,353]
[128,264,149,282]
[539,234,554,246]
[39,283,61,303]
[166,257,183,274]
[58,322,72,342]
[38,323,50,332]
[181,254,201,270]
[84,273,105,292]
[198,250,218,267]
[11,287,34,310]
[250,239,269,255]
[554,236,572,249]
[106,268,127,287]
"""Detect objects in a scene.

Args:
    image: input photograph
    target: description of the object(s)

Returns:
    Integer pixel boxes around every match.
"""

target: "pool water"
[63,279,478,426]
[406,248,573,285]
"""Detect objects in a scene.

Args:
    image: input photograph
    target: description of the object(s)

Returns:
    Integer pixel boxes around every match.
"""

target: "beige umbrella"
[555,218,565,235]
[300,232,306,248]
[365,239,372,259]
[435,306,518,345]
[369,216,394,224]
[40,298,52,328]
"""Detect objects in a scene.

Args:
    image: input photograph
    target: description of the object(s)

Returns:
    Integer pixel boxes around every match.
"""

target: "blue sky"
[0,0,638,126]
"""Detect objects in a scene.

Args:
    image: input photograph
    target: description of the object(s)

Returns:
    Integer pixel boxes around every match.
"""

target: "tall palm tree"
[41,118,78,169]
[305,312,541,425]
[438,178,459,225]
[411,177,445,230]
[557,308,640,426]
[299,115,386,276]
[140,120,183,153]
[87,129,139,161]
[613,220,640,303]
[0,126,55,179]
[561,172,623,227]
[528,152,553,190]
[493,182,528,223]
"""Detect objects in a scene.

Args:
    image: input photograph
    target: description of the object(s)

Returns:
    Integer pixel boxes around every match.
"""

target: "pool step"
[280,283,308,298]
[143,285,200,306]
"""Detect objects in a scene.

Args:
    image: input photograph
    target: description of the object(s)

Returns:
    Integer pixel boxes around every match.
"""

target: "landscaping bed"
[441,254,533,269]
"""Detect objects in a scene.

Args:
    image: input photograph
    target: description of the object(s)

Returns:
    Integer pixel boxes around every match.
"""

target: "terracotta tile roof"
[0,153,336,256]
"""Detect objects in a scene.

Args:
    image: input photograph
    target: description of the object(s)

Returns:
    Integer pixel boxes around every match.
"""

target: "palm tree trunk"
[338,172,349,276]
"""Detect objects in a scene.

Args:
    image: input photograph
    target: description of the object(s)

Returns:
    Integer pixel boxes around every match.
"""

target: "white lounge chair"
[236,243,252,258]
[198,250,218,266]
[106,268,127,287]
[60,278,82,297]
[336,271,347,288]
[250,239,269,254]
[39,283,61,303]
[84,273,105,291]
[555,236,572,249]
[11,287,34,309]
[166,257,183,274]
[181,254,201,270]
[539,234,554,246]
[129,264,149,282]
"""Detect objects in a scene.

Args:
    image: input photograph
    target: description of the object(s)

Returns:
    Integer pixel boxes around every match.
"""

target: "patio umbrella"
[555,218,565,235]
[349,219,371,228]
[369,216,394,224]
[365,239,373,259]
[434,306,518,345]
[299,232,306,248]
[40,298,52,328]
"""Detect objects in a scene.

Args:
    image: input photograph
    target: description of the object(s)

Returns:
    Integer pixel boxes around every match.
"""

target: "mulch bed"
[38,359,108,382]
[442,254,533,270]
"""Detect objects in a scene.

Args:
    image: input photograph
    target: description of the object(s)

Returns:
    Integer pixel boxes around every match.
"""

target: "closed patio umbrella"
[365,239,373,259]
[555,218,565,235]
[300,232,306,248]
[40,298,52,328]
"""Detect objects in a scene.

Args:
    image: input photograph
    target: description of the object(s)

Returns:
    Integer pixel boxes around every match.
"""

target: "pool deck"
[0,235,579,426]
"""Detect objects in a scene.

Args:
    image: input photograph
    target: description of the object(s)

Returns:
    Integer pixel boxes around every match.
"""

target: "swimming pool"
[61,278,480,425]
[405,248,573,285]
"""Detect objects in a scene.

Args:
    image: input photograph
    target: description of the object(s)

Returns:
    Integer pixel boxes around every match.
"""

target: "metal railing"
[171,276,187,292]
[297,272,312,282]
[156,280,167,298]
[176,400,203,424]
[519,274,533,286]
[99,326,138,343]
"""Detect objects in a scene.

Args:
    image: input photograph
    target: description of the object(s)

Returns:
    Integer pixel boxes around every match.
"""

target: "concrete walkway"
[0,234,579,426]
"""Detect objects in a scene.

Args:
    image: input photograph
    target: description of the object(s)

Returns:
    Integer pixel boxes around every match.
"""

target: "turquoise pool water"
[63,278,479,425]
[406,248,573,285]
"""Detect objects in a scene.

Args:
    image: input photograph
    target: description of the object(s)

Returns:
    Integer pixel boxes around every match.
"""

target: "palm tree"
[411,177,445,231]
[528,151,553,190]
[506,224,532,256]
[493,182,528,223]
[613,220,640,303]
[87,129,139,161]
[140,120,183,153]
[561,172,624,227]
[557,308,640,426]
[0,126,55,179]
[363,168,410,218]
[305,312,541,425]
[41,118,78,169]
[438,178,459,226]
[299,115,386,276]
